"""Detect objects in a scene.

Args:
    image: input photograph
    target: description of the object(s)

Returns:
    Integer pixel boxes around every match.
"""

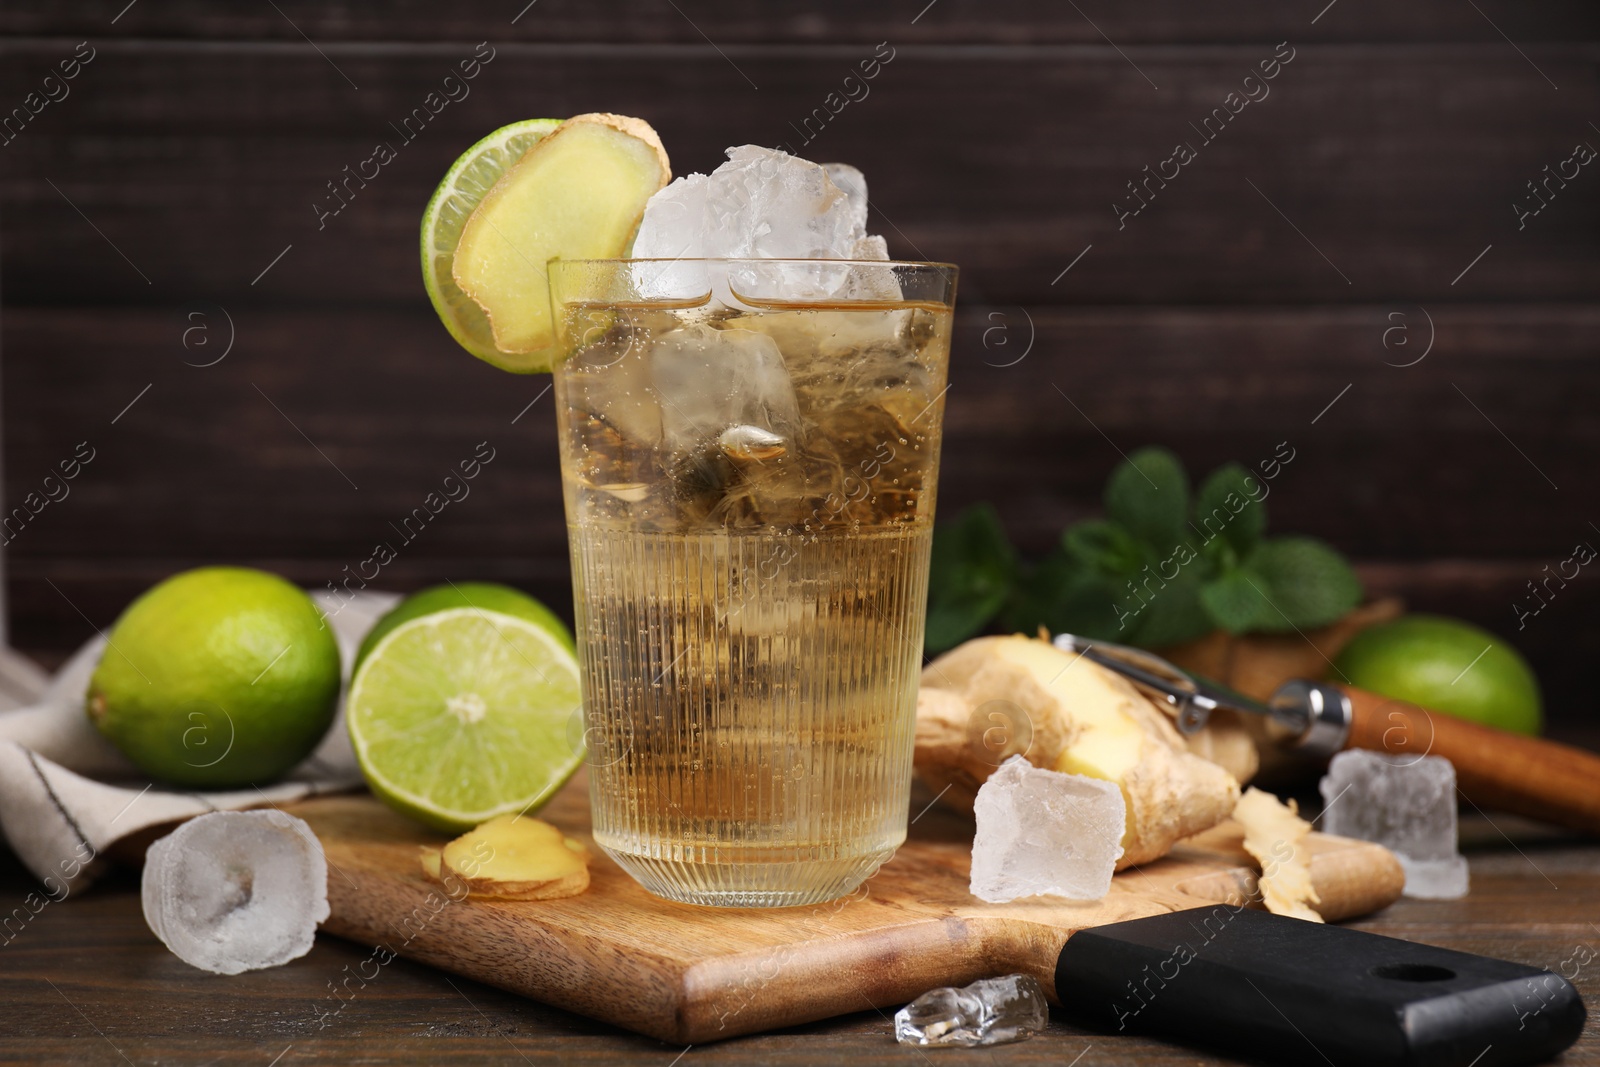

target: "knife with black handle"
[1055,906,1585,1066]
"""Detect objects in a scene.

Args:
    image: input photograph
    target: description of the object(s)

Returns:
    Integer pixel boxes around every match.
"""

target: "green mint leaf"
[1126,569,1215,647]
[1247,536,1363,631]
[1104,446,1190,552]
[925,504,1017,653]
[1199,567,1275,635]
[1193,462,1267,557]
[1197,530,1234,581]
[1002,550,1125,641]
[1062,519,1143,576]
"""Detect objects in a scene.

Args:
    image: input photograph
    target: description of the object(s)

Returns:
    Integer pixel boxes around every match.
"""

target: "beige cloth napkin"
[0,590,398,894]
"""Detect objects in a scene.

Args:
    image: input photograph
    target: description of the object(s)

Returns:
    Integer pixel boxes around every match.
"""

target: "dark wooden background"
[2,2,1596,719]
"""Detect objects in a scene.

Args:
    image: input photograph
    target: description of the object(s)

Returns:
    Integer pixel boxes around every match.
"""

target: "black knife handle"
[1054,906,1585,1067]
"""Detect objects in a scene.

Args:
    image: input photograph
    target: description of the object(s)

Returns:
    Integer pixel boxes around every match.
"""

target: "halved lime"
[421,119,562,373]
[347,607,584,831]
[354,581,573,673]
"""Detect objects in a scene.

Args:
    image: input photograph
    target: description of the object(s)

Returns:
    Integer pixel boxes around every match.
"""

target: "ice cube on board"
[969,755,1125,903]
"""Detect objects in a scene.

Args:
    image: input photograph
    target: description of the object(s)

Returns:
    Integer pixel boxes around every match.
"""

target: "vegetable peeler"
[1052,633,1600,835]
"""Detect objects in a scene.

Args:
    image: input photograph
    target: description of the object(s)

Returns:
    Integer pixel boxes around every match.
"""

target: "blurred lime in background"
[1334,614,1542,736]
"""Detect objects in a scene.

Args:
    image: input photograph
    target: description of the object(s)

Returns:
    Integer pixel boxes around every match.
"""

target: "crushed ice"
[651,325,800,458]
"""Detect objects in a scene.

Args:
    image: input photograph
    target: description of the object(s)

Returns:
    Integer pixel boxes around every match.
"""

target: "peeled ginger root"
[916,634,1240,869]
[420,814,590,901]
[1234,787,1322,922]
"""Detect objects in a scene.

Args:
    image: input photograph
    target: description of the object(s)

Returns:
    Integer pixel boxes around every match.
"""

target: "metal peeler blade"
[1051,633,1352,755]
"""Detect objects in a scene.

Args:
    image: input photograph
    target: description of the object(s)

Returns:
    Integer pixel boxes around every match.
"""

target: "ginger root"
[916,634,1239,869]
[1234,787,1322,922]
[420,814,590,901]
[1178,708,1259,786]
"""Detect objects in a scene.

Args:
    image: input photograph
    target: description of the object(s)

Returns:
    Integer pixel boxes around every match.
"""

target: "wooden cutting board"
[288,772,1403,1043]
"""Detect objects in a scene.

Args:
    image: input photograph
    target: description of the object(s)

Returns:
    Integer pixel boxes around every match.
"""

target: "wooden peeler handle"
[1338,684,1600,836]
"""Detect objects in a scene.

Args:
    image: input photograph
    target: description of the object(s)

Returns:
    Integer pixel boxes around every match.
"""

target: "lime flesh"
[347,607,584,831]
[422,119,562,372]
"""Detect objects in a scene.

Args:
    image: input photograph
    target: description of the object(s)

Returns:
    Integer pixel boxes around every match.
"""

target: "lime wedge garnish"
[347,607,583,831]
[421,119,562,373]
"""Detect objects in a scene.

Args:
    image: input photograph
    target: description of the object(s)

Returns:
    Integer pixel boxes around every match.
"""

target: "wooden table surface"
[2,806,1597,1066]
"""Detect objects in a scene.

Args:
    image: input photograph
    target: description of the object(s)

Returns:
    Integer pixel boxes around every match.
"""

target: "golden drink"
[551,260,954,906]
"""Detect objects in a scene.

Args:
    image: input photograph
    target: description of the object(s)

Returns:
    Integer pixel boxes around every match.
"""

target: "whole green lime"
[1333,615,1542,735]
[354,582,573,672]
[86,567,342,787]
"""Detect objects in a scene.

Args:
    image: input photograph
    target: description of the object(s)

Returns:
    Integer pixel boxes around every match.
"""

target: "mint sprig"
[927,446,1363,654]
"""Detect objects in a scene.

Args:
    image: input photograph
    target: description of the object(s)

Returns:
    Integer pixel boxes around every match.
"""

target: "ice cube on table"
[895,973,1049,1048]
[141,809,330,975]
[970,755,1126,903]
[1319,750,1469,900]
[651,325,800,456]
[1396,855,1471,899]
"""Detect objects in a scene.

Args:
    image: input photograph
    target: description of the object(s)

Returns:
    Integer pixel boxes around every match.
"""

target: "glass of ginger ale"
[549,257,955,906]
